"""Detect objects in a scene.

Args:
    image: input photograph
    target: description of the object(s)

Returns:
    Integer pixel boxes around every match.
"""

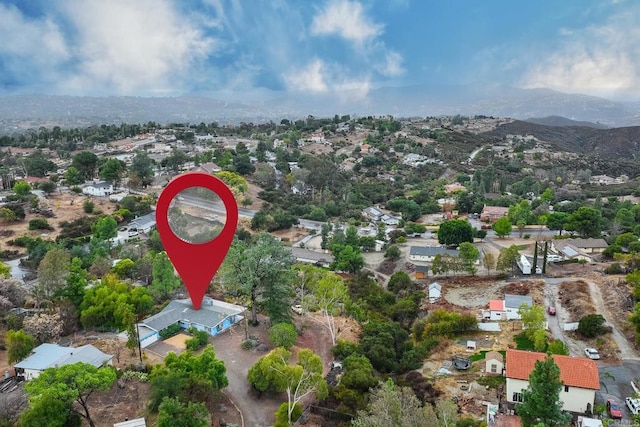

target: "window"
[490,364,497,373]
[512,392,523,402]
[564,385,569,392]
[216,323,222,332]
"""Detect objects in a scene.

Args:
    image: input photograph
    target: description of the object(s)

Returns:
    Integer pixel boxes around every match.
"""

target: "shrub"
[269,323,297,349]
[28,218,53,230]
[159,324,181,339]
[578,314,609,338]
[83,199,95,213]
[185,327,209,351]
[274,402,302,427]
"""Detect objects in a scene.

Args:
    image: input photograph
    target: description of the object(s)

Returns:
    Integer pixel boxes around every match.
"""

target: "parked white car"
[547,254,563,262]
[291,305,303,315]
[584,347,601,360]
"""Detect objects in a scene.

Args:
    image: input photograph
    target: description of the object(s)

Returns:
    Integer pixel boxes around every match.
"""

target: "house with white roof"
[82,181,114,197]
[138,297,245,348]
[14,343,112,380]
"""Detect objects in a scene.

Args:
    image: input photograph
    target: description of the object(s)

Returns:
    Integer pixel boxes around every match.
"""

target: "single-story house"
[485,350,504,376]
[480,206,509,222]
[361,206,401,226]
[504,294,533,320]
[506,349,599,413]
[428,282,442,302]
[551,238,609,255]
[415,265,429,280]
[14,343,113,380]
[82,181,114,197]
[409,246,459,262]
[488,299,506,320]
[194,162,222,174]
[551,240,591,262]
[138,298,245,348]
[130,212,157,234]
[288,247,334,268]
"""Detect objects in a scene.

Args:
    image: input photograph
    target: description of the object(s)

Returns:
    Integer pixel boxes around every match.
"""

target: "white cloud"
[375,50,404,77]
[285,59,329,93]
[59,0,216,95]
[520,6,640,99]
[284,59,370,99]
[311,0,383,46]
[0,4,70,84]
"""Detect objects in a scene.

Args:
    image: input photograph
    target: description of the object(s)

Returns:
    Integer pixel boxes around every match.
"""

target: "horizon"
[1,0,640,104]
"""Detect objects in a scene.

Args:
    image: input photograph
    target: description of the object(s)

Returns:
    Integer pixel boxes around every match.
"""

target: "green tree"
[80,274,153,330]
[518,304,547,351]
[99,158,126,188]
[458,242,480,275]
[64,166,84,185]
[6,329,35,363]
[515,355,571,427]
[492,217,513,238]
[497,245,520,275]
[36,248,70,301]
[220,233,295,325]
[565,206,603,238]
[247,347,290,394]
[39,180,56,195]
[111,258,136,280]
[483,252,496,275]
[157,397,210,427]
[269,323,298,349]
[72,151,99,180]
[384,245,402,261]
[13,180,31,197]
[508,200,532,226]
[547,340,569,355]
[352,379,437,427]
[150,252,181,302]
[21,363,117,427]
[130,151,155,188]
[331,244,364,273]
[91,215,117,240]
[577,314,607,338]
[248,348,327,425]
[437,219,474,247]
[305,268,349,345]
[149,345,228,411]
[546,212,569,235]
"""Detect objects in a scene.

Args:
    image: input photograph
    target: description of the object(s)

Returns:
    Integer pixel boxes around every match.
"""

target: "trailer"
[517,254,532,275]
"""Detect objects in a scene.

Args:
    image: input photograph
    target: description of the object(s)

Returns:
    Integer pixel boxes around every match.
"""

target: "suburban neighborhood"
[0,112,640,427]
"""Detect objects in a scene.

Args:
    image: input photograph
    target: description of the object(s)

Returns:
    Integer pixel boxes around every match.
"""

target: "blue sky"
[1,0,638,101]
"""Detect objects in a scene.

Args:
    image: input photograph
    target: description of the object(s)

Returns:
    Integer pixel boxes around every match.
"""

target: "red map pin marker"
[155,172,238,310]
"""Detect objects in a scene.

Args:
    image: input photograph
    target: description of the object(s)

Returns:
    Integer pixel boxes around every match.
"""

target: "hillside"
[525,116,608,129]
[483,120,640,160]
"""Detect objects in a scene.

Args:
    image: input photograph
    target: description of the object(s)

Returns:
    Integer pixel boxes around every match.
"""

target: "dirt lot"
[0,191,116,257]
[442,277,544,310]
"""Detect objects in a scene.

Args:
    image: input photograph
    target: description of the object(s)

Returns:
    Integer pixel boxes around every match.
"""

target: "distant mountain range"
[1,85,639,131]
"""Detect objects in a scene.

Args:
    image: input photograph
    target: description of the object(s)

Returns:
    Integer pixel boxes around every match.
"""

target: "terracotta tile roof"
[489,300,504,311]
[506,349,599,390]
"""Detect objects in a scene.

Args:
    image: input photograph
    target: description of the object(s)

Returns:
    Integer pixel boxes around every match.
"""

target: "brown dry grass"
[558,280,595,322]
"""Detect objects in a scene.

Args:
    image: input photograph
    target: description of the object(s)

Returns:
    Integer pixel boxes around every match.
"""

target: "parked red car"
[547,306,556,315]
[607,399,623,419]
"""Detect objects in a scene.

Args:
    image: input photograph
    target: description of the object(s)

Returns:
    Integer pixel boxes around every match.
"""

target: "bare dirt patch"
[0,192,115,258]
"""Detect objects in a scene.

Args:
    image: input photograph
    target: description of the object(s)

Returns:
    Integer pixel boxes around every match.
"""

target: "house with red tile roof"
[505,349,599,413]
